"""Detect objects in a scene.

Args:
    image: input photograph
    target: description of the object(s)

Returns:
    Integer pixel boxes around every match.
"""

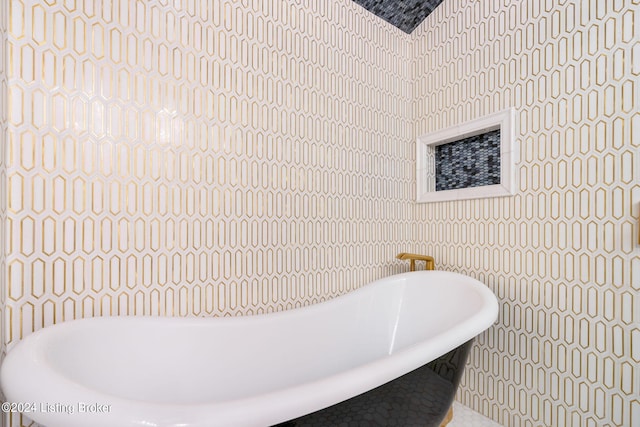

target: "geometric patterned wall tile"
[413,1,640,426]
[2,0,418,424]
[3,1,640,427]
[4,3,413,426]
[0,0,7,376]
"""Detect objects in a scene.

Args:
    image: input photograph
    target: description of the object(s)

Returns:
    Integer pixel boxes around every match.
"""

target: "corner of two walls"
[4,1,638,427]
[412,1,640,426]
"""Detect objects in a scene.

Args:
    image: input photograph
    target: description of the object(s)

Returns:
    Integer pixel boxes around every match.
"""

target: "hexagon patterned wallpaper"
[1,1,639,427]
[413,1,640,427]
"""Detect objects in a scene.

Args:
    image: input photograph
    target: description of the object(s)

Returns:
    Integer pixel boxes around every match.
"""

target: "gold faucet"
[396,253,435,271]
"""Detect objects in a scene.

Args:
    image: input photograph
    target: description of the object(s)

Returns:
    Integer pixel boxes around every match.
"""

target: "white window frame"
[416,109,516,203]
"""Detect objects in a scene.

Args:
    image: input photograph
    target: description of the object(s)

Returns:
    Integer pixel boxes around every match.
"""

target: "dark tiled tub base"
[275,340,473,427]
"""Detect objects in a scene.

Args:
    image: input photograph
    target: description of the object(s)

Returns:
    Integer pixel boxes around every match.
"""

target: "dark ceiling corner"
[352,0,445,34]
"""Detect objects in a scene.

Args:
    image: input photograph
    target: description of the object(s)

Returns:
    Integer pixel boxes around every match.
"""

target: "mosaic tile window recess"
[435,130,501,191]
[416,109,514,203]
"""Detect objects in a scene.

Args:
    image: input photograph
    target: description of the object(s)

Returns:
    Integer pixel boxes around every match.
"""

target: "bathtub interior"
[42,292,402,404]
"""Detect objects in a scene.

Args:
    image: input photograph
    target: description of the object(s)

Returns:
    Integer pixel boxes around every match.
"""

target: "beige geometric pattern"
[1,2,413,425]
[0,0,7,409]
[1,1,639,427]
[413,1,640,426]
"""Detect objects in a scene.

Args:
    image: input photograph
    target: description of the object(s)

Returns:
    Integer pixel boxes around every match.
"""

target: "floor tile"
[448,402,503,427]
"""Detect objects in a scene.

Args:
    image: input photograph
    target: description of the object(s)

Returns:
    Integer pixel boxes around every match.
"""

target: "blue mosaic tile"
[352,0,445,34]
[435,130,501,191]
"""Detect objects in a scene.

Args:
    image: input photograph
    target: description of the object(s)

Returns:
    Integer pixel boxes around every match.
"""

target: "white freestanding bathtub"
[1,270,498,427]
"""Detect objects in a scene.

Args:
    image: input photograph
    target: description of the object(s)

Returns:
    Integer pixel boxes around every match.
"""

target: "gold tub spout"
[396,253,435,271]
